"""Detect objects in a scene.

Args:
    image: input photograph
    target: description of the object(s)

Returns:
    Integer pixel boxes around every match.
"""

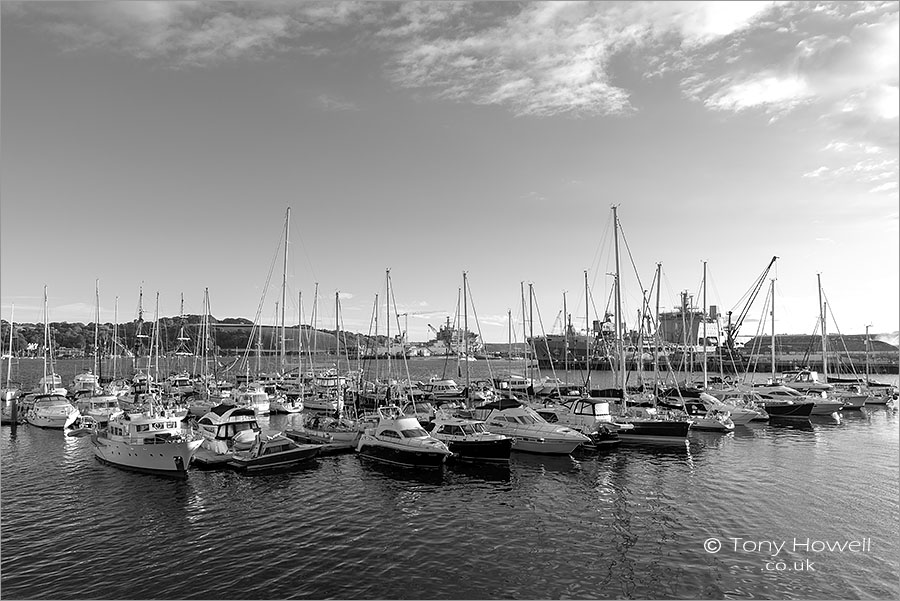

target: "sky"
[1,1,898,345]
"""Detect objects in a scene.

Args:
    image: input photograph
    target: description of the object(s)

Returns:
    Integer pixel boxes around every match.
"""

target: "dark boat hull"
[357,442,449,468]
[764,402,814,419]
[616,420,691,443]
[228,446,321,472]
[447,438,513,463]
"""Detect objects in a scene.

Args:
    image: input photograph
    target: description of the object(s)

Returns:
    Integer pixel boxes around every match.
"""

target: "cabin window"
[516,415,537,425]
[166,422,176,428]
[401,428,428,438]
[136,424,150,432]
[381,430,401,439]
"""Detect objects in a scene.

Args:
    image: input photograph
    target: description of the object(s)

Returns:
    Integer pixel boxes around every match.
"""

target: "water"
[2,359,899,599]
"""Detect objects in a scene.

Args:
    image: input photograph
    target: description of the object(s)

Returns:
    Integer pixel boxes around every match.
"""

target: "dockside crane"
[724,256,778,351]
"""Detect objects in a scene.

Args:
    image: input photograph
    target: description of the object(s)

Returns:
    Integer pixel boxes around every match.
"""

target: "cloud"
[317,94,360,111]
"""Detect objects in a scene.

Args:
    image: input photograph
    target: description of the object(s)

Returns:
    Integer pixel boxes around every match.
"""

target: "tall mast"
[654,263,661,392]
[42,285,49,391]
[817,273,827,379]
[563,291,568,382]
[113,297,118,381]
[313,282,319,360]
[770,279,776,382]
[865,324,871,384]
[584,270,590,389]
[507,309,512,376]
[612,206,625,391]
[5,304,14,392]
[385,269,391,386]
[702,260,708,388]
[94,279,100,377]
[521,282,528,383]
[463,271,470,405]
[281,207,290,374]
[335,291,340,372]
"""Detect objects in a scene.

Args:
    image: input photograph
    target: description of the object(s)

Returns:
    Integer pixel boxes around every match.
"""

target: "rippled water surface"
[2,360,898,599]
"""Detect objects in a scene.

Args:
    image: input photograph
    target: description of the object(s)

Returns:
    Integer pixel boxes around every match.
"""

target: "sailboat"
[71,281,122,426]
[26,287,78,429]
[595,206,691,443]
[1,306,20,401]
[750,279,815,419]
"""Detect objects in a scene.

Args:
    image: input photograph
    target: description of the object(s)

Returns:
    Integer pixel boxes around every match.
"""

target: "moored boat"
[91,407,202,477]
[228,429,321,472]
[356,405,452,468]
[472,398,591,454]
[428,410,513,463]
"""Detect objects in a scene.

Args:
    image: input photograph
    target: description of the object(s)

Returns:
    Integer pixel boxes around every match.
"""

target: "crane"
[724,256,778,350]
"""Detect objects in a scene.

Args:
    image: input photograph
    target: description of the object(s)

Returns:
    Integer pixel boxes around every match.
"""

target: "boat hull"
[447,438,513,463]
[764,402,814,418]
[228,445,320,472]
[616,419,691,443]
[509,436,585,455]
[91,434,202,477]
[357,440,449,468]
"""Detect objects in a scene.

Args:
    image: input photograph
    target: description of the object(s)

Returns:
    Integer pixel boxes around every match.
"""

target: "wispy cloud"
[317,93,360,112]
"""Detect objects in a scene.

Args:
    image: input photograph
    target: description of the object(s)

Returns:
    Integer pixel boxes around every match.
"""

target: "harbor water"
[1,358,898,599]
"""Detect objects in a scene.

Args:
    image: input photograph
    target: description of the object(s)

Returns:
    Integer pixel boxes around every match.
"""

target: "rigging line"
[387,272,415,406]
[462,275,495,384]
[529,284,561,397]
[238,222,285,373]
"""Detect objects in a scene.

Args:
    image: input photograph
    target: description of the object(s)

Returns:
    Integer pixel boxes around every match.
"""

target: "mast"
[335,290,340,374]
[385,269,391,387]
[94,280,100,377]
[507,309,512,377]
[42,285,49,392]
[654,263,661,393]
[769,279,776,382]
[702,260,708,388]
[612,206,625,391]
[817,273,828,379]
[281,207,290,375]
[584,270,590,389]
[528,282,534,381]
[463,271,470,406]
[865,324,871,384]
[113,297,118,381]
[5,304,14,392]
[563,291,568,383]
[521,282,528,383]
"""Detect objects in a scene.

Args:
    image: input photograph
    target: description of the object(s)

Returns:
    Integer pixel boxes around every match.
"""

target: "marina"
[2,358,899,599]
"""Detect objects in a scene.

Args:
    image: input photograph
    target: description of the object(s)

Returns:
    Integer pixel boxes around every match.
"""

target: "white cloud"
[870,181,899,193]
[317,94,360,112]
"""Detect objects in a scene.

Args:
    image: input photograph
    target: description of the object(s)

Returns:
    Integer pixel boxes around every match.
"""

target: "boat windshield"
[401,428,429,438]
[516,415,538,425]
[460,423,487,434]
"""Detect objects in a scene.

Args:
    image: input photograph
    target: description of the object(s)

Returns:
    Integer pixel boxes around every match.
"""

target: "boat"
[73,393,122,426]
[472,398,591,454]
[64,413,100,437]
[287,412,362,450]
[91,407,202,477]
[305,370,346,414]
[687,408,735,432]
[268,393,304,414]
[231,382,271,416]
[753,384,842,415]
[699,390,765,423]
[25,393,78,429]
[533,396,631,448]
[196,404,260,456]
[427,409,513,463]
[759,398,815,419]
[228,429,321,472]
[356,405,453,468]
